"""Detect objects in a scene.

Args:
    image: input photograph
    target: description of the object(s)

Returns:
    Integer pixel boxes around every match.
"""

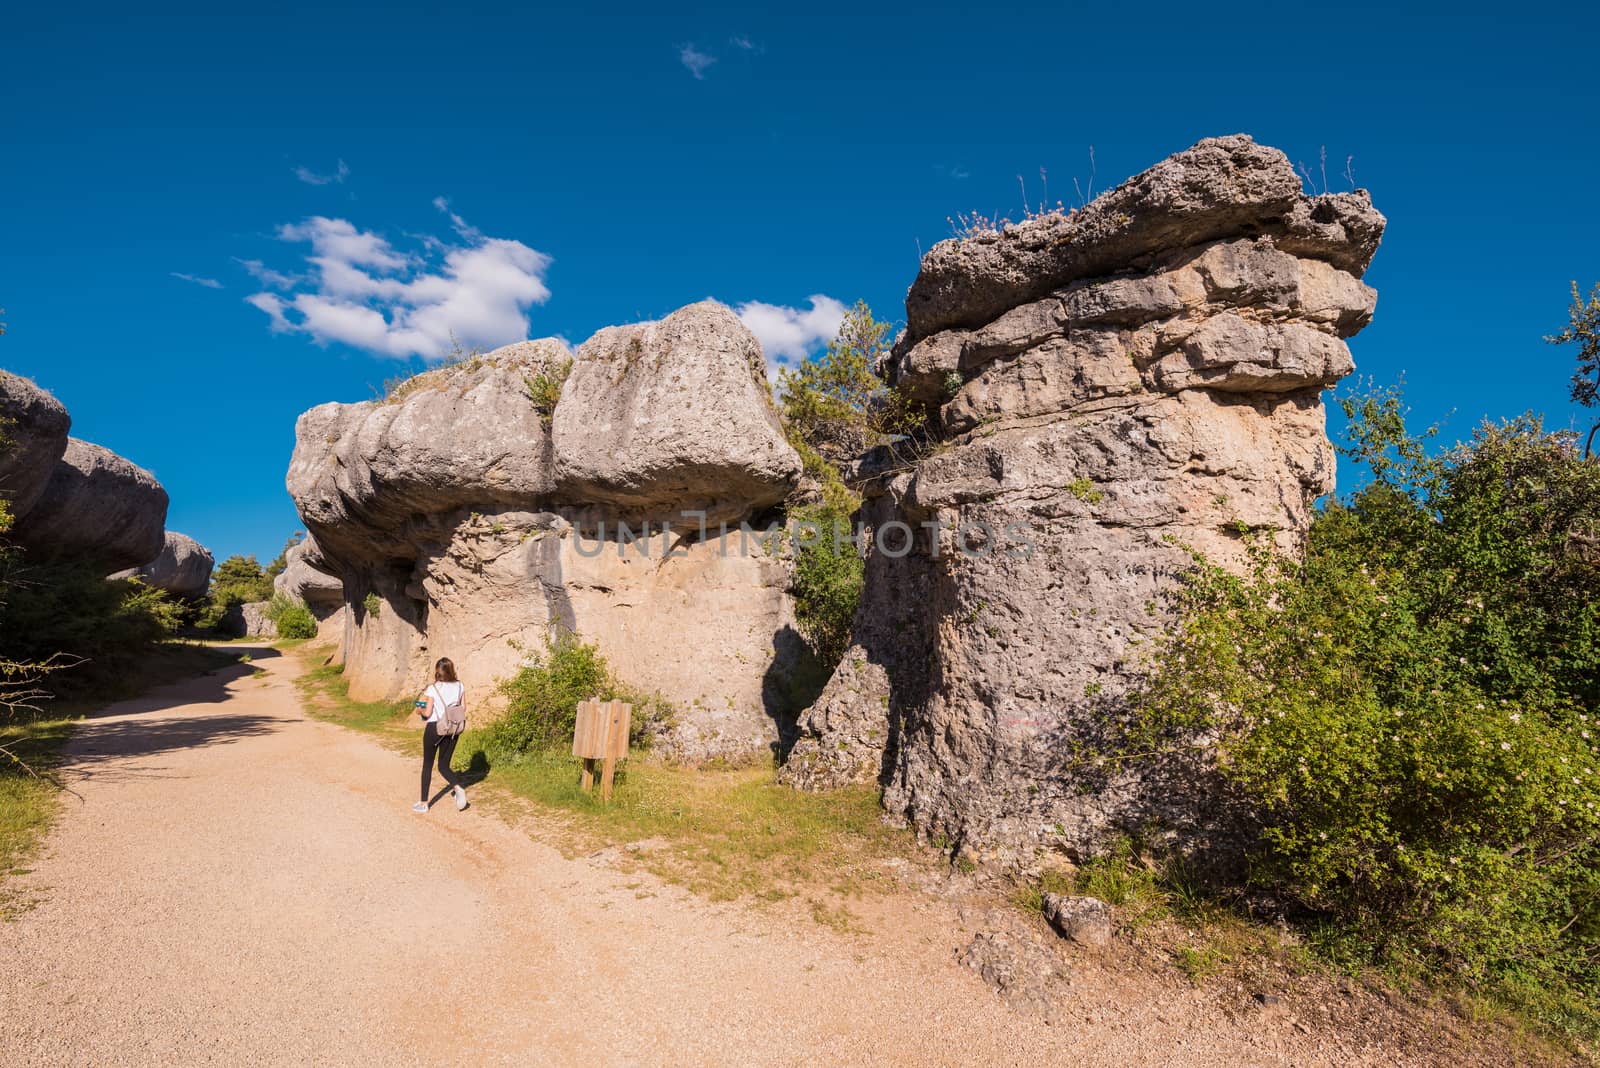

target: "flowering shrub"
[1131,390,1600,1016]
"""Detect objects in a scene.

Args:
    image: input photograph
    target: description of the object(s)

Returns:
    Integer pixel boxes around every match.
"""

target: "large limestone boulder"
[783,135,1385,867]
[12,438,169,572]
[904,134,1383,341]
[220,601,277,639]
[110,531,214,599]
[553,301,801,525]
[287,340,569,565]
[286,304,806,760]
[272,534,347,644]
[272,533,344,611]
[0,370,71,522]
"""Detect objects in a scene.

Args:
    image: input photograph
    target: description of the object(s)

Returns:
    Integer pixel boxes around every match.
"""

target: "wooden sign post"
[572,698,631,802]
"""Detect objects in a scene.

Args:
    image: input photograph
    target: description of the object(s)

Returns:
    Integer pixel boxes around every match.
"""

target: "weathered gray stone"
[287,305,809,761]
[552,301,801,526]
[12,438,168,572]
[787,135,1384,871]
[286,339,569,566]
[958,928,1064,1021]
[1041,893,1113,947]
[0,370,71,522]
[110,531,213,600]
[272,533,344,612]
[903,135,1383,342]
[221,600,277,639]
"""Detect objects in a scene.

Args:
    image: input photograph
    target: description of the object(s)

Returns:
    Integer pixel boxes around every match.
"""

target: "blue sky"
[2,2,1596,565]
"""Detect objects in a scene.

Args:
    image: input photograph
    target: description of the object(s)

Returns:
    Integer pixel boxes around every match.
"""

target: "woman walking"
[414,657,468,813]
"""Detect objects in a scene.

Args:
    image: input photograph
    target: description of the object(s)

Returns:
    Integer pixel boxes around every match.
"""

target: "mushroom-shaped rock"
[903,134,1384,342]
[12,438,168,571]
[0,370,71,522]
[786,135,1386,870]
[552,301,801,526]
[273,533,344,612]
[286,339,569,566]
[110,531,214,600]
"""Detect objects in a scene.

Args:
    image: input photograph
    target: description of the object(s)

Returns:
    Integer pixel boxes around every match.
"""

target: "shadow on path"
[61,645,291,775]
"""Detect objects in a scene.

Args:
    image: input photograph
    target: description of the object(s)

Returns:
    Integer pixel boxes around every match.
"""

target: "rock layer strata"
[783,136,1384,865]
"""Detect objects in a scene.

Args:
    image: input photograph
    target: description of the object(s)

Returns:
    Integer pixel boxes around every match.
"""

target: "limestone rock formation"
[286,303,805,760]
[784,135,1384,866]
[12,438,169,572]
[221,601,277,639]
[273,534,342,606]
[552,301,801,525]
[0,369,71,522]
[110,531,214,600]
[271,535,347,643]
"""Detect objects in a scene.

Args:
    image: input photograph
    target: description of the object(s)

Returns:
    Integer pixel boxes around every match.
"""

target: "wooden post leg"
[580,758,595,792]
[600,756,617,803]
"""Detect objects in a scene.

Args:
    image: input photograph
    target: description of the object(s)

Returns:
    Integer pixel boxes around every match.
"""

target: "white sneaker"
[412,801,428,814]
[453,786,468,811]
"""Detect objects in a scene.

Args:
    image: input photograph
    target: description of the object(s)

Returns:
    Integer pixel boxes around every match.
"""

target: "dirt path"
[0,646,1523,1066]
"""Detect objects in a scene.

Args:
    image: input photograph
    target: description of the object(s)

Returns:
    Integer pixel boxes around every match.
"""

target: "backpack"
[432,683,468,737]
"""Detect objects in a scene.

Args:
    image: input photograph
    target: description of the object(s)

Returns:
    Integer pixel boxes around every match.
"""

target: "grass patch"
[474,747,905,901]
[291,644,919,908]
[1,641,238,914]
[294,657,413,735]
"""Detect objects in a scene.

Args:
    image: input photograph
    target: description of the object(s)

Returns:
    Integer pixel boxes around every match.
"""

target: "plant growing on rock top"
[523,357,572,423]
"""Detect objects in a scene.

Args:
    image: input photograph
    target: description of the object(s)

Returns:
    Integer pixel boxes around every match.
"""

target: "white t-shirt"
[424,682,465,724]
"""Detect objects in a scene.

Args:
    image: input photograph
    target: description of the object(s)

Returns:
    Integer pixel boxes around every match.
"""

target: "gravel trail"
[0,646,1503,1066]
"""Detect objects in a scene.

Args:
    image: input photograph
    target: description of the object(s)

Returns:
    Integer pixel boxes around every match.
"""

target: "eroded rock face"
[0,370,71,522]
[221,600,277,639]
[553,302,801,526]
[110,531,214,600]
[12,438,169,572]
[785,135,1384,865]
[286,303,805,760]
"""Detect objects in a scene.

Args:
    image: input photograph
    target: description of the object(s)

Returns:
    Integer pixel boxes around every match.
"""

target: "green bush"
[788,504,864,666]
[0,559,182,701]
[263,594,316,640]
[481,633,673,759]
[1129,388,1600,1026]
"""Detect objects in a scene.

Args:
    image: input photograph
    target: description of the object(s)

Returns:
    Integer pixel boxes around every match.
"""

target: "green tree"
[777,300,916,471]
[1548,280,1600,457]
[199,555,273,629]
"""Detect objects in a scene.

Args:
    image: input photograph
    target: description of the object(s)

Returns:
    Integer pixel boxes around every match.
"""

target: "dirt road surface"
[0,646,1518,1066]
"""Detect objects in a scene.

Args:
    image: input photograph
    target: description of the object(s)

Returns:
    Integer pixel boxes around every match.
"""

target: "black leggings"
[421,722,460,802]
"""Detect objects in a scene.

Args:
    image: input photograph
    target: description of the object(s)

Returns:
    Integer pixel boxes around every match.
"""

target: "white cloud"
[679,44,716,79]
[730,35,759,51]
[171,272,223,289]
[235,258,301,289]
[243,209,552,360]
[294,159,350,186]
[735,294,847,378]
